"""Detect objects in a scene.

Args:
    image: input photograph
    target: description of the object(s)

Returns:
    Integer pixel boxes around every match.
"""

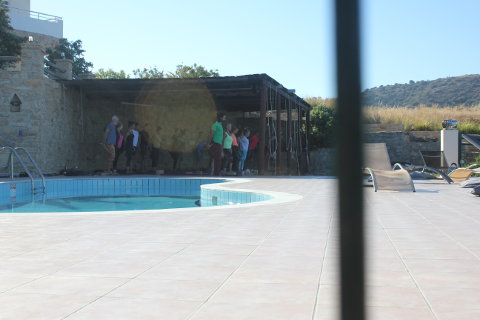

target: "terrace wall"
[364,131,440,164]
[309,131,441,175]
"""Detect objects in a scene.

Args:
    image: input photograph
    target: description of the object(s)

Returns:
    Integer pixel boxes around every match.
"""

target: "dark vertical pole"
[335,0,365,320]
[259,81,267,175]
[287,99,292,175]
[296,103,301,175]
[297,105,303,173]
[275,92,282,175]
[306,109,311,174]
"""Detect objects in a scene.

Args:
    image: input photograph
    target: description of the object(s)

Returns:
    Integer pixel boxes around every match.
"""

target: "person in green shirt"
[208,112,227,176]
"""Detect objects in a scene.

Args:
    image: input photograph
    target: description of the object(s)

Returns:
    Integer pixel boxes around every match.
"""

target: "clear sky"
[31,0,480,98]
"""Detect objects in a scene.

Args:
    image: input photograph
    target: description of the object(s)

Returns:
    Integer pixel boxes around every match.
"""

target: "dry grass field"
[363,105,480,133]
[304,97,480,135]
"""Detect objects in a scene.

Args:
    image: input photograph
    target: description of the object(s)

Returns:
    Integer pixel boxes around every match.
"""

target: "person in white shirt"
[125,121,139,173]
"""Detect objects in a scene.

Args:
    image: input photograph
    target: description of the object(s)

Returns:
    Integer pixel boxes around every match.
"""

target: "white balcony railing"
[7,6,62,23]
[6,5,63,38]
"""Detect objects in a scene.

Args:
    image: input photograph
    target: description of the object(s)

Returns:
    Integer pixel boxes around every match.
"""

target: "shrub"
[309,103,336,148]
[458,122,480,134]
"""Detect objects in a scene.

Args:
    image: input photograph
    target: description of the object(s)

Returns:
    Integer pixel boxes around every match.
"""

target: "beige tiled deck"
[0,177,479,319]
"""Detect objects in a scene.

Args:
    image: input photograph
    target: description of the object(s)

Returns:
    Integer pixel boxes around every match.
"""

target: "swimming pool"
[0,177,272,213]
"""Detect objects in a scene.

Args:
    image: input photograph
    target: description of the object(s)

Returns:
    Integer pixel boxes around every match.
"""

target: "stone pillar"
[54,59,73,80]
[20,43,44,79]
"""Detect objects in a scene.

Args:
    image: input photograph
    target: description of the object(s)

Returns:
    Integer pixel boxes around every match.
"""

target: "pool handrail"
[14,147,46,192]
[0,146,36,194]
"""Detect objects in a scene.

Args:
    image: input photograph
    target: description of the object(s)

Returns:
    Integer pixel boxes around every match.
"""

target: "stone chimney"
[20,43,44,78]
[54,59,73,80]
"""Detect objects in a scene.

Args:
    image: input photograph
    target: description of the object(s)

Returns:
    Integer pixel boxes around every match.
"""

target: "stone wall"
[0,43,82,174]
[12,30,59,52]
[309,148,334,175]
[364,131,440,164]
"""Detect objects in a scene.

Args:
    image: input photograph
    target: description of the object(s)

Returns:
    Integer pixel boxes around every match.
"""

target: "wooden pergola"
[65,74,312,175]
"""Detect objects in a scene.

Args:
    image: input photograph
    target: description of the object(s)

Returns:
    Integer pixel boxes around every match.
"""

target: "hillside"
[362,74,480,107]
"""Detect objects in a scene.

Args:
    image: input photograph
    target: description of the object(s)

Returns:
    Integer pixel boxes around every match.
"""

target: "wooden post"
[275,92,282,175]
[258,82,267,175]
[287,98,292,175]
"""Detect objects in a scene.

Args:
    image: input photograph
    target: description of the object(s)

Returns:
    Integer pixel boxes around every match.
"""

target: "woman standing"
[238,128,250,176]
[222,123,234,174]
[125,121,139,173]
[208,112,226,176]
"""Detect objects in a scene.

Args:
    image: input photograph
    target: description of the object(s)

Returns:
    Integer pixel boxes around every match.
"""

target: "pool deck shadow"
[0,176,478,319]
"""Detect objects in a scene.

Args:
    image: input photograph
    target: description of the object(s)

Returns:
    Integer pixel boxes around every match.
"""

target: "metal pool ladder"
[0,146,46,195]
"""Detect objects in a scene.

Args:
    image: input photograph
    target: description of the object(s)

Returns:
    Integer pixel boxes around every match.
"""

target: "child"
[238,128,250,176]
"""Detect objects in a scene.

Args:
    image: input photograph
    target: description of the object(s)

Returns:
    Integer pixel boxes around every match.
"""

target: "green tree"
[132,66,165,79]
[167,63,219,78]
[131,64,219,79]
[0,0,25,68]
[95,68,130,79]
[45,38,93,76]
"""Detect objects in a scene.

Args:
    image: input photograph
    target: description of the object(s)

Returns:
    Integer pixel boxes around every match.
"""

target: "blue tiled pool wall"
[0,178,220,205]
[0,178,271,207]
[201,187,272,206]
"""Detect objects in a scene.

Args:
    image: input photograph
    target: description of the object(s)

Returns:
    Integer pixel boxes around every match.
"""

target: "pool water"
[0,195,200,213]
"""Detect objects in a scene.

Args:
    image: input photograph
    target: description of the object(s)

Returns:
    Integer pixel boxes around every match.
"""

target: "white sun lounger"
[364,143,415,192]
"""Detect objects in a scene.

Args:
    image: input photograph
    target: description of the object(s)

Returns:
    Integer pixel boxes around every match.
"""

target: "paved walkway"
[0,177,479,319]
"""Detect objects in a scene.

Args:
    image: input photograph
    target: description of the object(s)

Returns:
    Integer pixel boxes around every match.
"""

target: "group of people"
[208,112,259,176]
[102,113,259,176]
[102,115,150,174]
